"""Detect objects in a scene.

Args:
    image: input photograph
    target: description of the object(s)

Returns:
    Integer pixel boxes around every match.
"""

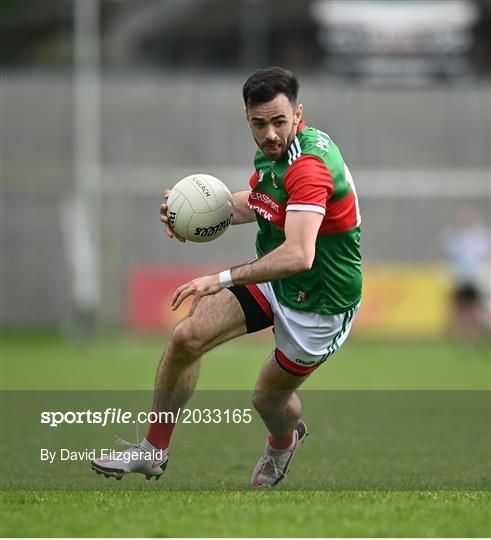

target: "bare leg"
[153,289,247,414]
[252,353,309,440]
[90,289,248,480]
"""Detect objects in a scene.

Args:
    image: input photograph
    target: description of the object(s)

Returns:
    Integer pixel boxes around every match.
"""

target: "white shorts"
[238,282,360,376]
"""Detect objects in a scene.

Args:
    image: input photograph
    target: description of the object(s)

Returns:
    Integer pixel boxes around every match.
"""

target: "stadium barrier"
[127,264,451,337]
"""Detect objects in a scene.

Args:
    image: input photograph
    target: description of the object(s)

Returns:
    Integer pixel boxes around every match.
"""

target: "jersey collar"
[296,120,307,133]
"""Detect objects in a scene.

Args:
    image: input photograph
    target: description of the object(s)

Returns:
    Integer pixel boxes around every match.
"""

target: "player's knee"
[170,320,206,358]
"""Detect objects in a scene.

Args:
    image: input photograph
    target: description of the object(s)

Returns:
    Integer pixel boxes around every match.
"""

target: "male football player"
[91,67,362,487]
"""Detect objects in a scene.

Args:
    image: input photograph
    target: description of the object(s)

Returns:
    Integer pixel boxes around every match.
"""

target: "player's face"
[246,93,303,161]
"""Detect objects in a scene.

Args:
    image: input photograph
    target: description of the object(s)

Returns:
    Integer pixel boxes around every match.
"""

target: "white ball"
[167,174,234,242]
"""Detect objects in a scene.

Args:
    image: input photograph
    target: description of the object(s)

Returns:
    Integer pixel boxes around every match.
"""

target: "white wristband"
[219,269,233,288]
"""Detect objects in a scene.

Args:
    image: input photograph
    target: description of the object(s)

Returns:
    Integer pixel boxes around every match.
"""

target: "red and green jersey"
[247,121,362,315]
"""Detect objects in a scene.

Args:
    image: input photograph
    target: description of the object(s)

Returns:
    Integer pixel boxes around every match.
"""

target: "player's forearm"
[230,242,313,286]
[232,191,256,224]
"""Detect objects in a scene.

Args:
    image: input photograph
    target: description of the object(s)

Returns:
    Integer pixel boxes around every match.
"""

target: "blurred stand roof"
[312,0,480,84]
[1,0,490,82]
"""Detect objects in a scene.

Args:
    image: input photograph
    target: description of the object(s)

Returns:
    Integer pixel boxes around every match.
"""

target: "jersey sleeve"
[249,171,260,189]
[283,155,334,215]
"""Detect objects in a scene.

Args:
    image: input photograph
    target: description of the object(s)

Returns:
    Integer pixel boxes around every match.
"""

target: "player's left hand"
[160,189,186,243]
[171,274,222,312]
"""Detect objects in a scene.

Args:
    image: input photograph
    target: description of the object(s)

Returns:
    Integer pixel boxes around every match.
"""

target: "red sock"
[268,433,293,450]
[146,421,176,450]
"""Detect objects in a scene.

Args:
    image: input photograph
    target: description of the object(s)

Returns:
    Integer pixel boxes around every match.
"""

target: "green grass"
[1,331,490,537]
[2,490,489,537]
[1,330,489,390]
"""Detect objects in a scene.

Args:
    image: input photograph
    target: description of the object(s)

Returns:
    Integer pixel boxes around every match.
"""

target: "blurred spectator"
[439,207,490,338]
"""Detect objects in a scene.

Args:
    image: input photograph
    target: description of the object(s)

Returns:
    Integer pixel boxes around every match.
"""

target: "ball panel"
[187,204,234,243]
[192,199,233,215]
[202,175,233,207]
[173,177,216,213]
[166,190,184,233]
[187,176,217,212]
[173,198,193,238]
[166,187,185,211]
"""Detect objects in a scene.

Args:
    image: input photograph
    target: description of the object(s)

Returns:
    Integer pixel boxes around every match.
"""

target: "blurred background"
[2,0,490,343]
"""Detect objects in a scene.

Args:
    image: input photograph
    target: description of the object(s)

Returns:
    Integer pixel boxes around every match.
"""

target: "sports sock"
[146,420,176,450]
[268,433,294,450]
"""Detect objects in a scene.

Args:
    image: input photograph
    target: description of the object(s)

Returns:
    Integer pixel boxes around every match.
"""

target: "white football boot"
[91,437,168,481]
[251,420,308,488]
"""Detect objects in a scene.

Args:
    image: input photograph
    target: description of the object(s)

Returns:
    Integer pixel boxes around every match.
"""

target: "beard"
[253,125,297,159]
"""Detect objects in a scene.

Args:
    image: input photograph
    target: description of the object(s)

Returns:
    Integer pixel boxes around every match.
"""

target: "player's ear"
[244,106,250,123]
[293,103,303,126]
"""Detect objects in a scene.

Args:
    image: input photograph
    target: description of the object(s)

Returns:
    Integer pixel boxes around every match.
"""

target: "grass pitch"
[3,490,490,537]
[1,331,490,537]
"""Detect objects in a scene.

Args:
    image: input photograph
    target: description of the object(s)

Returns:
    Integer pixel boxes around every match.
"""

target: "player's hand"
[171,274,222,312]
[160,189,186,243]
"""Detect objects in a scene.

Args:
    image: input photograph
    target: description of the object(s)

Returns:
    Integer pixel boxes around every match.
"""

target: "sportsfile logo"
[40,407,252,427]
[41,408,157,428]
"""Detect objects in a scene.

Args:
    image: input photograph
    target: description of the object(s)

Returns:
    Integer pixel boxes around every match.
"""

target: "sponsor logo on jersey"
[247,203,273,221]
[248,189,285,225]
[249,191,280,213]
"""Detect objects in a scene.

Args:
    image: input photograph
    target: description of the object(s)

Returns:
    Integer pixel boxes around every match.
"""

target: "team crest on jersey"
[271,171,278,188]
[258,170,264,182]
[297,291,308,302]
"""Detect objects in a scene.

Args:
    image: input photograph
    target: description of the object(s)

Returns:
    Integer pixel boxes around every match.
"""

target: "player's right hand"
[160,189,186,242]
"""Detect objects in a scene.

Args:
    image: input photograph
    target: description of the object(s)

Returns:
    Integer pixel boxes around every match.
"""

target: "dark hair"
[242,67,299,108]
